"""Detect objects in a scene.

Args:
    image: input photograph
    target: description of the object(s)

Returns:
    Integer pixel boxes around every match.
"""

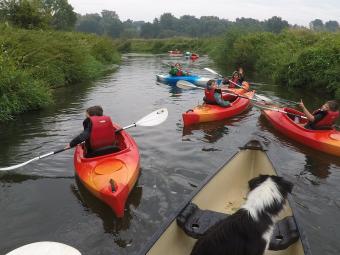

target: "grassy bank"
[0,24,120,121]
[210,29,340,98]
[114,37,217,54]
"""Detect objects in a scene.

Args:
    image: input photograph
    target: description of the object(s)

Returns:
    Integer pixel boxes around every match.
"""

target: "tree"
[264,16,289,34]
[43,0,76,30]
[309,19,324,31]
[76,13,103,35]
[0,0,50,29]
[100,10,122,38]
[325,20,339,32]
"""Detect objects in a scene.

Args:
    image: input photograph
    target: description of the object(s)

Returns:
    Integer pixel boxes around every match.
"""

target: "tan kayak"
[141,140,311,255]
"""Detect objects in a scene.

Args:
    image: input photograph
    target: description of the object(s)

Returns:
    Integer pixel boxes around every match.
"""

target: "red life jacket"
[228,78,239,88]
[176,70,183,76]
[204,88,222,104]
[313,110,339,129]
[89,116,116,150]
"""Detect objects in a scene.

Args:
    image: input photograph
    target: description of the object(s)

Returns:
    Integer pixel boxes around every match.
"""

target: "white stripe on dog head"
[242,177,283,221]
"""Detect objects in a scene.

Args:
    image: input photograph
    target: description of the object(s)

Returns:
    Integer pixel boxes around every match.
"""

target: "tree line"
[0,1,339,37]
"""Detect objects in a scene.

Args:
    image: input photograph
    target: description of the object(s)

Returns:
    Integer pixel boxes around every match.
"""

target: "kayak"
[168,50,183,57]
[220,81,250,95]
[182,90,254,126]
[156,74,210,87]
[73,123,140,218]
[190,53,199,61]
[140,140,311,255]
[262,107,340,157]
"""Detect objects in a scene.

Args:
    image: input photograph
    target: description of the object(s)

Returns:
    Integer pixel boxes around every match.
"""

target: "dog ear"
[248,174,269,190]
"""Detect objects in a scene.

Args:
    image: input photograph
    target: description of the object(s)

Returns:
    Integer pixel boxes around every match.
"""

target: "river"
[0,54,339,255]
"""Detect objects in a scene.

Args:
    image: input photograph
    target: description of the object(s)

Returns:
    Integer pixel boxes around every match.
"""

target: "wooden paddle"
[0,108,168,171]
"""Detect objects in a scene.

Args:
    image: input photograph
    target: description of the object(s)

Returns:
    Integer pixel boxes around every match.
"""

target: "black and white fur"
[190,175,294,255]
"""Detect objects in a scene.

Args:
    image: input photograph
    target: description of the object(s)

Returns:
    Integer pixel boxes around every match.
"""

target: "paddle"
[0,108,168,171]
[252,103,308,119]
[176,80,267,104]
[6,241,81,255]
[204,68,272,102]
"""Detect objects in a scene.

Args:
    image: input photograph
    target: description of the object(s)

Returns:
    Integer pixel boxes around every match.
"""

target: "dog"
[190,174,294,255]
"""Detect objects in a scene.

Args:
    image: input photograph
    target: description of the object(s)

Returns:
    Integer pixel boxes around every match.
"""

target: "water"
[1,54,340,255]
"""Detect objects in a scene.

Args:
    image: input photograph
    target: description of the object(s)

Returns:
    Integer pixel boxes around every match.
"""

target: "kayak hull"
[73,124,140,217]
[262,107,340,156]
[182,91,254,126]
[141,140,310,255]
[156,74,210,86]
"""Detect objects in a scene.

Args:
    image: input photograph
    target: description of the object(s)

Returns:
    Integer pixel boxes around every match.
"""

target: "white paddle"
[176,80,266,103]
[6,242,81,255]
[0,108,168,171]
[203,67,272,102]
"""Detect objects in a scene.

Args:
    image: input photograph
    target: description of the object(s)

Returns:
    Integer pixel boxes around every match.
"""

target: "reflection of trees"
[71,176,143,247]
[303,155,331,179]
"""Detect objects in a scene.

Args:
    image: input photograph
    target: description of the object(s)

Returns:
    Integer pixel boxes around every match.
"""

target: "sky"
[68,0,340,26]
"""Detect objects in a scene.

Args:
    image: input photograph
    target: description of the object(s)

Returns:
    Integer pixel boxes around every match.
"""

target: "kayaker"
[65,105,120,157]
[222,68,244,88]
[203,80,231,107]
[299,100,339,130]
[169,63,190,76]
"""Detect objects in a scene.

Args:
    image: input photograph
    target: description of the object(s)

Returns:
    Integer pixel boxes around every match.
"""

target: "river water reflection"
[0,54,339,254]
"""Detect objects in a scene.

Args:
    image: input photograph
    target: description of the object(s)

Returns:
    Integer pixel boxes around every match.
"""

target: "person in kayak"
[222,68,244,88]
[65,105,120,157]
[299,100,339,130]
[169,63,190,76]
[203,80,231,107]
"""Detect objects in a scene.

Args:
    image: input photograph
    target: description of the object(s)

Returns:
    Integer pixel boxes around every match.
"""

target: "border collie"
[190,175,294,255]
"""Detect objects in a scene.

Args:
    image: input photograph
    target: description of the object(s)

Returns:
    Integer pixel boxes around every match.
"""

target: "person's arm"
[214,92,230,107]
[299,100,315,122]
[67,118,91,148]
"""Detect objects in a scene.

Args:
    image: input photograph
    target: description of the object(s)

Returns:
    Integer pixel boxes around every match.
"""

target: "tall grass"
[0,24,120,120]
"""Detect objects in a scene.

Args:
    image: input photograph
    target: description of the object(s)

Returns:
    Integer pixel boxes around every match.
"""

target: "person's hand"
[238,67,244,75]
[64,144,71,149]
[298,99,305,109]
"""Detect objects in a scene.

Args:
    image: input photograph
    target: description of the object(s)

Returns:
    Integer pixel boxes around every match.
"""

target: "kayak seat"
[177,203,299,250]
[269,216,300,250]
[86,145,120,158]
[176,203,229,239]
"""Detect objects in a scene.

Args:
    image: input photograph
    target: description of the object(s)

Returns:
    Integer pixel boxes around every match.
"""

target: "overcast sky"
[68,0,339,26]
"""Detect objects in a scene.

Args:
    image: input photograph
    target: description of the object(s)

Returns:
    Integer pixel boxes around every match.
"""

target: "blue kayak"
[156,74,211,87]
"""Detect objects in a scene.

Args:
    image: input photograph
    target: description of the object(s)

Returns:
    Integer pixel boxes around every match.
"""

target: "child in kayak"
[203,80,231,107]
[222,68,244,88]
[65,105,120,157]
[299,100,339,130]
[169,63,190,76]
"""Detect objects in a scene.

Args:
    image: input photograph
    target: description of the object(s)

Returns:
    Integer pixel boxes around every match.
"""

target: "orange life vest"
[204,87,222,104]
[89,116,116,150]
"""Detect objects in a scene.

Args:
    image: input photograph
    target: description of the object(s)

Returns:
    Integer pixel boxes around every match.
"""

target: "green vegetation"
[114,37,216,54]
[0,24,120,120]
[211,29,340,98]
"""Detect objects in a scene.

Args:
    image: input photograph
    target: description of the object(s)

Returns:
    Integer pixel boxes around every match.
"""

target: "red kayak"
[74,123,140,217]
[262,107,340,156]
[182,91,254,126]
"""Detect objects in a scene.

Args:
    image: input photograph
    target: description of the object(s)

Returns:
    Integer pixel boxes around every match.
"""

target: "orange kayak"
[262,107,340,156]
[220,81,250,95]
[182,91,254,126]
[73,123,140,217]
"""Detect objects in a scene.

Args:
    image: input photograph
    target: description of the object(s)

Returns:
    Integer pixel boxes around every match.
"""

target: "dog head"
[248,174,294,199]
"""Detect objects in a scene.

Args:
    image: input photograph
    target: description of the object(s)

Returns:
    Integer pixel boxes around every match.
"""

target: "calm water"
[1,54,340,255]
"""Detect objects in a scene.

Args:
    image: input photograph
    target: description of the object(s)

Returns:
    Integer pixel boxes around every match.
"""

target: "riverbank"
[0,24,120,121]
[210,29,340,99]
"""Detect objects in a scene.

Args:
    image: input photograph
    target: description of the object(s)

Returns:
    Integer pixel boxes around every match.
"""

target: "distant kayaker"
[203,80,231,107]
[169,63,190,76]
[222,68,244,88]
[65,105,120,157]
[299,100,339,130]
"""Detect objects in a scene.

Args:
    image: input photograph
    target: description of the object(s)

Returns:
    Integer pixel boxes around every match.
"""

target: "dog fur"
[190,175,294,255]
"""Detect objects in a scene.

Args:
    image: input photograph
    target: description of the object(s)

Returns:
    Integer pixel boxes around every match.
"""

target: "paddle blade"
[204,67,222,77]
[176,80,203,90]
[254,94,272,103]
[6,241,81,255]
[135,108,168,127]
